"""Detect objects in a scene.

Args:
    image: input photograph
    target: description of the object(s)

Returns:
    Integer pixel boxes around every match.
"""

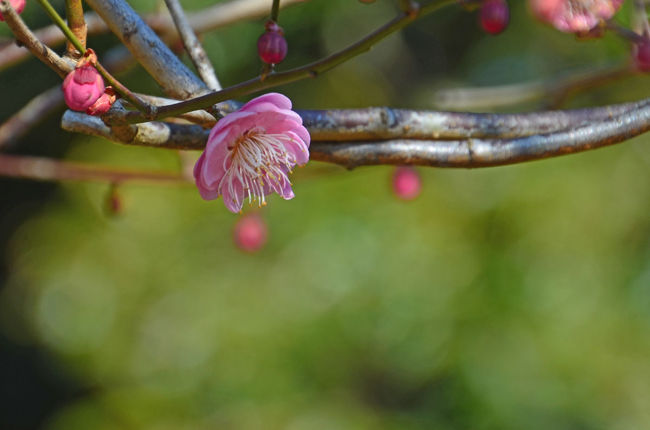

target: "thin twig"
[271,0,280,22]
[64,0,87,57]
[164,0,221,90]
[0,153,187,184]
[606,21,647,43]
[102,0,456,126]
[434,64,636,110]
[0,86,65,150]
[633,0,650,34]
[0,0,306,72]
[0,0,74,78]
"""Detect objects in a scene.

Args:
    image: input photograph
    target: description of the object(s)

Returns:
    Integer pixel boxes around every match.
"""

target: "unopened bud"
[479,0,509,35]
[233,213,268,253]
[62,64,105,112]
[392,166,422,201]
[634,37,650,72]
[257,21,288,65]
[104,184,123,216]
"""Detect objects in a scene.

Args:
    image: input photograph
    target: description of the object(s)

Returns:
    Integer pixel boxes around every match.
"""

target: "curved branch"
[299,99,647,140]
[126,95,648,141]
[61,100,650,168]
[311,105,650,168]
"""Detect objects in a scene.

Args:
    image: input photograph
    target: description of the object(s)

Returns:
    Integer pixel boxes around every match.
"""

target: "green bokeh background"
[1,0,650,429]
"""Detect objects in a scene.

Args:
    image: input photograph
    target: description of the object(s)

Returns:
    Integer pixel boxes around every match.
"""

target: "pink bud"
[480,0,510,35]
[634,37,650,73]
[62,65,105,112]
[257,21,288,65]
[0,0,26,21]
[392,166,421,201]
[86,87,116,116]
[233,214,268,253]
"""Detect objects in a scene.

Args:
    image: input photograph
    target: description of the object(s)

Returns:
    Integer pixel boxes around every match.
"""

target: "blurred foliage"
[1,0,650,429]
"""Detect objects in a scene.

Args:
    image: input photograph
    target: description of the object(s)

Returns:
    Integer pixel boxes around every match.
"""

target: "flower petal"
[282,131,310,165]
[241,92,292,112]
[200,129,232,188]
[220,175,245,213]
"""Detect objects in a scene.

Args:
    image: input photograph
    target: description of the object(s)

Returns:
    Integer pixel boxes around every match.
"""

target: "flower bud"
[104,184,123,216]
[86,86,117,116]
[392,166,421,201]
[634,37,650,73]
[257,21,288,65]
[0,0,26,21]
[62,64,105,112]
[233,214,268,253]
[479,0,509,35]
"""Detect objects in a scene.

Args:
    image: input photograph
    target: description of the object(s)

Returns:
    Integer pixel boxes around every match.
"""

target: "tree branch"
[434,64,636,110]
[0,86,64,150]
[61,99,650,168]
[101,0,456,125]
[84,0,209,100]
[299,100,645,140]
[61,110,209,149]
[0,153,187,184]
[64,0,86,57]
[311,106,650,168]
[164,0,221,90]
[0,0,74,78]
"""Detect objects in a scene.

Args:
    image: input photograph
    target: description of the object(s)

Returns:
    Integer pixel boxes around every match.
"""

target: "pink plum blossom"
[529,0,623,33]
[194,92,310,213]
[62,64,105,112]
[0,0,26,21]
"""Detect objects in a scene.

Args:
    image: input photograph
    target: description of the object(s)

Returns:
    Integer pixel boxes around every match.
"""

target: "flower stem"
[271,0,280,22]
[35,0,85,53]
[64,0,87,56]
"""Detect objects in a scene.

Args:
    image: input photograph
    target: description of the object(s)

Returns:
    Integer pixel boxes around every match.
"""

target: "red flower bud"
[634,37,650,73]
[62,64,105,112]
[480,0,509,35]
[257,21,288,65]
[0,0,26,21]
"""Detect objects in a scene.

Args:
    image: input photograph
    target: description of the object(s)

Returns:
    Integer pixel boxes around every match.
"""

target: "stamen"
[218,130,295,207]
